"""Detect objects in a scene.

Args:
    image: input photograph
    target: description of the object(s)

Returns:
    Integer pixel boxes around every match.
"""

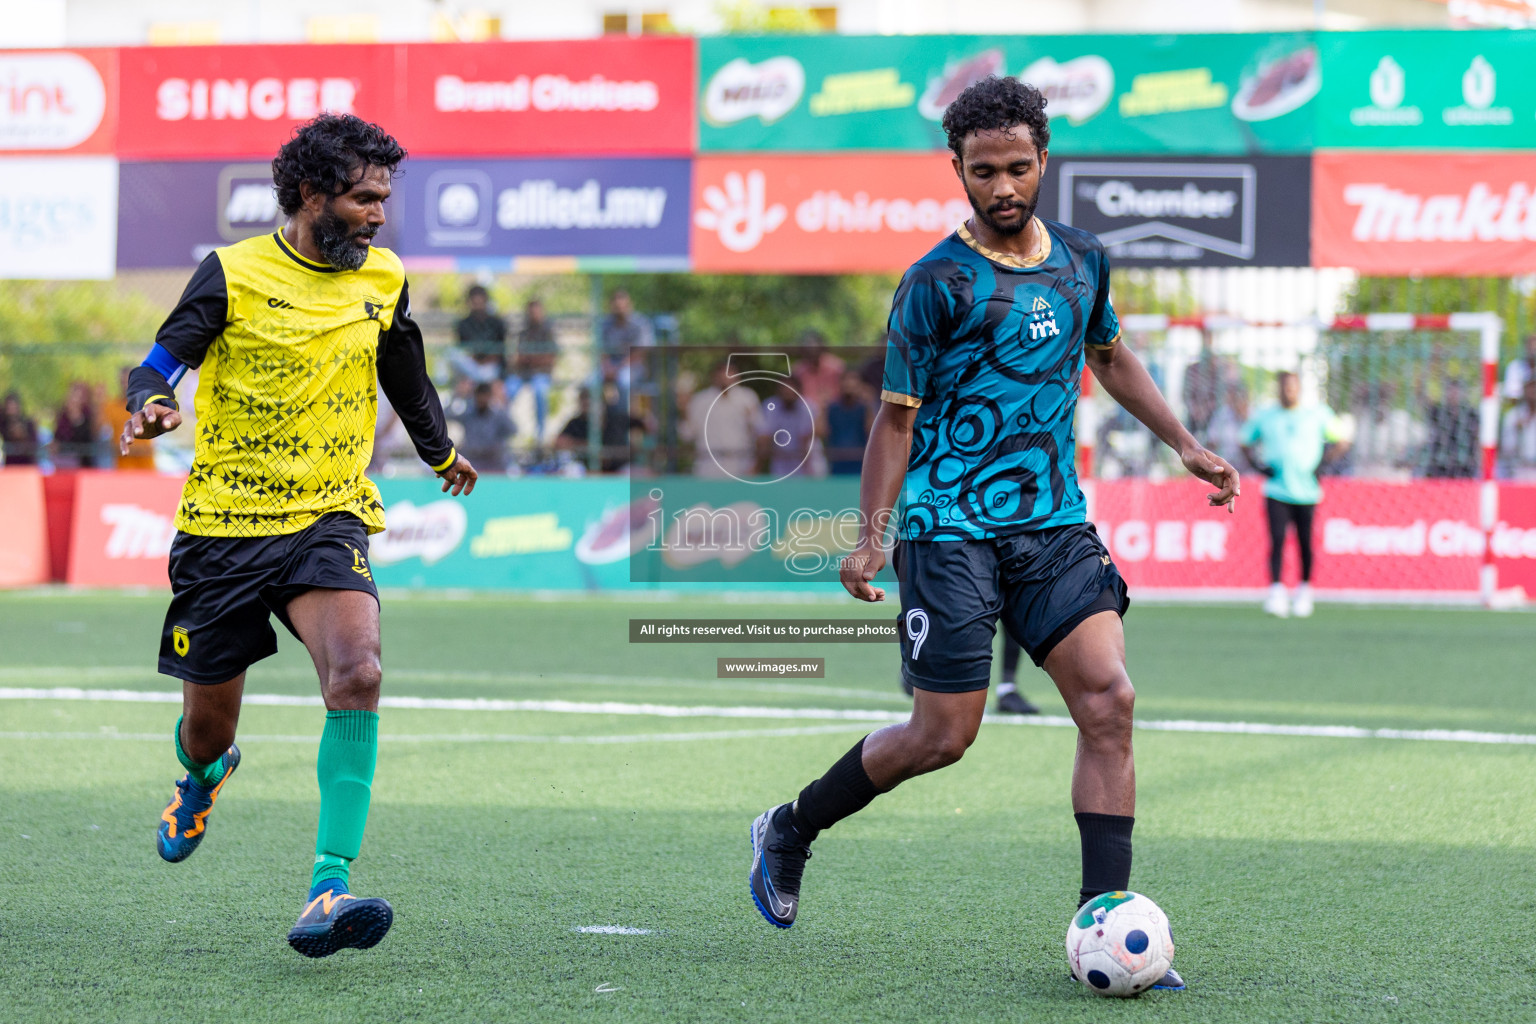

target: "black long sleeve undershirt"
[379,280,456,471]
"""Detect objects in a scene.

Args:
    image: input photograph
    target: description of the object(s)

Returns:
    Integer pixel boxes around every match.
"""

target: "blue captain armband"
[143,343,189,387]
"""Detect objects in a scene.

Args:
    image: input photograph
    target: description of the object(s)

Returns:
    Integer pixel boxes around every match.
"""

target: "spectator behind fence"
[1499,380,1536,480]
[451,284,507,384]
[823,372,872,475]
[53,382,99,469]
[1181,331,1237,435]
[598,289,654,401]
[1241,371,1350,620]
[1422,378,1481,479]
[1205,381,1251,473]
[1501,334,1536,401]
[557,384,646,474]
[1344,378,1425,478]
[682,361,762,479]
[760,374,819,479]
[509,297,557,442]
[450,381,515,474]
[1,391,40,466]
[793,330,846,413]
[103,367,156,470]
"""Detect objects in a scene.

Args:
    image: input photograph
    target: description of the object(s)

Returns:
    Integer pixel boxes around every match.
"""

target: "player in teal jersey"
[748,78,1239,993]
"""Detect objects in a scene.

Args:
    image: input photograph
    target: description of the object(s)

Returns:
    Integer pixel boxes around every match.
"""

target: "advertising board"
[698,33,1319,155]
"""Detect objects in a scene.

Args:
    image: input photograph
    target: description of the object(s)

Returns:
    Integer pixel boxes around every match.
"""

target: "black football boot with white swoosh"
[749,803,814,928]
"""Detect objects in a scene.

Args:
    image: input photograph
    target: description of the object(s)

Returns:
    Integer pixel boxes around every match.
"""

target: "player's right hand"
[839,540,887,603]
[121,403,181,454]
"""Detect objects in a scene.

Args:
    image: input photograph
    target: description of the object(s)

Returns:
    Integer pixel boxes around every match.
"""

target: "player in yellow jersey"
[120,114,477,958]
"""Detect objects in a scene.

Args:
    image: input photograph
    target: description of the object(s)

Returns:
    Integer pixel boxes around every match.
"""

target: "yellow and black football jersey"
[149,231,455,538]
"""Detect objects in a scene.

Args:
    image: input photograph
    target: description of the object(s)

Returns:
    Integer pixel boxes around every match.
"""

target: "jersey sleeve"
[881,264,950,408]
[154,252,229,367]
[1084,244,1121,350]
[377,278,457,473]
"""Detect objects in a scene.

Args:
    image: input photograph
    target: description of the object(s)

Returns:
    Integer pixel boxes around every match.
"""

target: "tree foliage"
[0,281,170,414]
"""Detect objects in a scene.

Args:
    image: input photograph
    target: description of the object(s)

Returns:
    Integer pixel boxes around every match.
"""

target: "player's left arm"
[1088,342,1239,511]
[378,278,477,496]
[1081,249,1238,510]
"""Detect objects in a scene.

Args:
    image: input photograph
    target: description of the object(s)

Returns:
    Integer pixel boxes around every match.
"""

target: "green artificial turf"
[0,593,1532,1022]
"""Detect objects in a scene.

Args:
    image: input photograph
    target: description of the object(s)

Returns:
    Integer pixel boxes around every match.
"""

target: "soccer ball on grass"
[1065,890,1174,997]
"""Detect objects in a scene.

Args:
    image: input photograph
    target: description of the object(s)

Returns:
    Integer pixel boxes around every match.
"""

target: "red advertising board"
[396,39,693,156]
[1312,152,1536,275]
[0,468,50,587]
[692,154,971,273]
[116,44,397,159]
[1090,478,1536,596]
[0,48,117,154]
[66,471,184,587]
[1495,483,1536,595]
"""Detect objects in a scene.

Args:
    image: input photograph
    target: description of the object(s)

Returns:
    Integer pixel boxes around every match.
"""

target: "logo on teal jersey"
[1028,295,1061,341]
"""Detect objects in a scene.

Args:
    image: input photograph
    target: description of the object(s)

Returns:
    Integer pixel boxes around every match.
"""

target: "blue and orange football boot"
[286,883,394,958]
[155,745,240,863]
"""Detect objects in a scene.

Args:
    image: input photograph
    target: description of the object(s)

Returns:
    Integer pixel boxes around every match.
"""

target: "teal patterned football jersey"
[881,219,1120,541]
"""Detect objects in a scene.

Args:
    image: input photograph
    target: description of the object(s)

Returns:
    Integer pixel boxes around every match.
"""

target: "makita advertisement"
[1311,152,1536,274]
[396,158,690,265]
[1040,155,1311,267]
[116,160,398,268]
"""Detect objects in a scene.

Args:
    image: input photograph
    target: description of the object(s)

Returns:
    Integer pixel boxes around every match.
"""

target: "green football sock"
[311,709,379,890]
[174,715,227,788]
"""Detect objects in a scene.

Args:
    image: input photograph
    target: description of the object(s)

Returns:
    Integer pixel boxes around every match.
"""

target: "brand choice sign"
[1043,156,1310,267]
[398,39,693,156]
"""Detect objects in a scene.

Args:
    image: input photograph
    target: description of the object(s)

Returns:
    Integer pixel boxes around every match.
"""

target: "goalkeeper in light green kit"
[1240,371,1350,619]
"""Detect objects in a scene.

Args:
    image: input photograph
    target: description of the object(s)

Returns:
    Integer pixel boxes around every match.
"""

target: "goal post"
[1079,312,1518,607]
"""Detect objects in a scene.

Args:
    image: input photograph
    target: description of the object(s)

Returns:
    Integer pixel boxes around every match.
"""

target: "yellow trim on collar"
[957,219,1051,269]
[880,390,922,409]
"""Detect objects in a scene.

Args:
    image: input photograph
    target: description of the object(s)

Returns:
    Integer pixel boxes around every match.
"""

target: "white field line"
[0,666,908,705]
[0,724,867,745]
[1,687,1534,747]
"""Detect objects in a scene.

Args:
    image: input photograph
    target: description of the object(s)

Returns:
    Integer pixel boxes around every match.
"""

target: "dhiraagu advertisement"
[698,33,1320,154]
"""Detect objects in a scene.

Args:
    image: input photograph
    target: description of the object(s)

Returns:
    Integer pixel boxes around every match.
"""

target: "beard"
[314,203,377,271]
[966,183,1037,237]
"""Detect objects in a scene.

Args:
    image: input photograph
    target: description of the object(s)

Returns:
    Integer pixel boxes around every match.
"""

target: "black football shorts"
[892,522,1129,693]
[158,512,379,684]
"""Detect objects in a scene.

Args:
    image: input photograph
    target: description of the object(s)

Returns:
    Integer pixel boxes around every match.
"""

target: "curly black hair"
[271,113,407,216]
[941,76,1050,159]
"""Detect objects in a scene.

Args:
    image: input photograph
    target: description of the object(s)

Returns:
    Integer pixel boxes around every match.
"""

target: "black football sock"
[791,736,884,836]
[1075,811,1134,906]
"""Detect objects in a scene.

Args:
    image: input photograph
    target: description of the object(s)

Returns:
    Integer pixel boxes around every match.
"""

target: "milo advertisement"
[698,33,1319,154]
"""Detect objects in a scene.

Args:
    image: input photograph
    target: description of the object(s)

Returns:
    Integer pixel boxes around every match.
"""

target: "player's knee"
[326,653,382,707]
[915,725,976,771]
[1076,673,1135,744]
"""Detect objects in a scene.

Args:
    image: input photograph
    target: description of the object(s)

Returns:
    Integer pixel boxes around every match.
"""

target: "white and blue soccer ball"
[1065,890,1175,997]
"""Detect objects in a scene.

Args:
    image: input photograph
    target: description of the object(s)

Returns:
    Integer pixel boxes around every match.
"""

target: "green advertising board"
[698,32,1320,154]
[367,477,643,592]
[365,477,858,593]
[1315,30,1536,149]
